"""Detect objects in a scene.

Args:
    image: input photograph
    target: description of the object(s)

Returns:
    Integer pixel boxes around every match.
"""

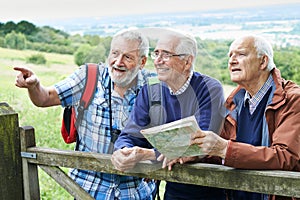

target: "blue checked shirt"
[244,75,273,115]
[54,64,156,200]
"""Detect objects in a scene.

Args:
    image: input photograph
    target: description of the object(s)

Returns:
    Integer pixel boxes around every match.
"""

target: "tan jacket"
[221,68,300,200]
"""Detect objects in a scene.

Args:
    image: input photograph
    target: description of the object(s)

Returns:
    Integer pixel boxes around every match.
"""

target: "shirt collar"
[169,70,193,95]
[244,74,273,114]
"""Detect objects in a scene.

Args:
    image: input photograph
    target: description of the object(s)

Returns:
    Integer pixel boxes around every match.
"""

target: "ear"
[185,55,193,68]
[139,56,147,69]
[182,56,193,75]
[260,55,268,69]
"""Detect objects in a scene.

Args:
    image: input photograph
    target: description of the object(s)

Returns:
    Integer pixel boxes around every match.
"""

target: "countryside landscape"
[46,3,300,47]
[1,2,300,199]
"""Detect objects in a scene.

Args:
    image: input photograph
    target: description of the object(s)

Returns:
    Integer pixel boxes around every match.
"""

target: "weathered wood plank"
[0,102,23,200]
[0,102,15,115]
[20,126,40,200]
[24,146,300,198]
[39,165,93,200]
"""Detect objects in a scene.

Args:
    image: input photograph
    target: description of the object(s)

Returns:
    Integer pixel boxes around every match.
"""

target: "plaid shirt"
[54,64,156,200]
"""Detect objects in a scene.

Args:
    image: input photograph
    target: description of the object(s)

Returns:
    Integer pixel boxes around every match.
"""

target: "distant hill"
[40,3,300,47]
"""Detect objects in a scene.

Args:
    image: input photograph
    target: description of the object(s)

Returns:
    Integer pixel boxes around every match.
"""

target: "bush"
[74,44,93,66]
[26,54,47,64]
[26,41,75,54]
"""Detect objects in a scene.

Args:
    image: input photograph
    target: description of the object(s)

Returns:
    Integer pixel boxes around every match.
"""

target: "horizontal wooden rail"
[6,103,297,199]
[23,146,300,198]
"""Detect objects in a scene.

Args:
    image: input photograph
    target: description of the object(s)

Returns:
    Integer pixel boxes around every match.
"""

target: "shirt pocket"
[89,97,110,127]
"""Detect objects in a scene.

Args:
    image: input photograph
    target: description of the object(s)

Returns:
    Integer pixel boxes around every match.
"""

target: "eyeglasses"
[150,51,187,62]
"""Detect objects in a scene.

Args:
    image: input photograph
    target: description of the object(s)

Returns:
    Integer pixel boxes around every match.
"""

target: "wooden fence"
[1,102,300,199]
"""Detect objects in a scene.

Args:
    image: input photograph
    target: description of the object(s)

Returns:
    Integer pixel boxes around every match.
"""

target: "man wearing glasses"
[112,29,226,200]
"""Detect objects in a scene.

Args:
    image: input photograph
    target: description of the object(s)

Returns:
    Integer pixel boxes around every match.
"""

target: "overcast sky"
[1,0,300,24]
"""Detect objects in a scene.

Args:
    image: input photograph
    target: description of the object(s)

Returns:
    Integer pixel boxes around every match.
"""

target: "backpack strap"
[147,82,166,126]
[75,63,99,127]
[147,82,163,200]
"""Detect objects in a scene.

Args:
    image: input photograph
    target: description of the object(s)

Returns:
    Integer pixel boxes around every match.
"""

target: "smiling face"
[228,36,264,91]
[108,36,146,87]
[153,35,191,90]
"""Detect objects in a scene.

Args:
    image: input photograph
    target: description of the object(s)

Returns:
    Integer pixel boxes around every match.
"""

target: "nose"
[114,54,124,66]
[228,55,238,65]
[154,55,164,65]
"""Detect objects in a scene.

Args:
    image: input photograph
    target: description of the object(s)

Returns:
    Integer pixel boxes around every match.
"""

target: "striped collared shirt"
[244,74,273,114]
[169,70,193,95]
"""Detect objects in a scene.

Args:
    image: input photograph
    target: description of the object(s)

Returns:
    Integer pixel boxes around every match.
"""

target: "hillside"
[46,3,300,47]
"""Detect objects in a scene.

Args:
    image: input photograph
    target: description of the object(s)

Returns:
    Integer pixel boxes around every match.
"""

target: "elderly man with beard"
[14,29,157,200]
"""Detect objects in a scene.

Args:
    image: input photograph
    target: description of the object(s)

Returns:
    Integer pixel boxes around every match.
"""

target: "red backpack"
[61,63,99,144]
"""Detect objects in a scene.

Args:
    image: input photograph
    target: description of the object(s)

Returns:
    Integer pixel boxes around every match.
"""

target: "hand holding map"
[141,116,205,160]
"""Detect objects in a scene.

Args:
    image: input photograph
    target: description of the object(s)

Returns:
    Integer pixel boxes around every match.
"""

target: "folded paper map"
[141,115,204,160]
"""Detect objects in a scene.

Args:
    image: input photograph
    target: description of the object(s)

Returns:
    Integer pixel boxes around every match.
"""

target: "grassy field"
[1,47,233,199]
[1,47,77,199]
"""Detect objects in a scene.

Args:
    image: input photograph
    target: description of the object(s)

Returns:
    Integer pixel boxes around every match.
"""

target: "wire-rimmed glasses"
[150,51,187,62]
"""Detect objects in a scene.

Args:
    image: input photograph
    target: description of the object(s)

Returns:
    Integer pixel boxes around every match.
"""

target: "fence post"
[0,102,23,200]
[20,126,40,200]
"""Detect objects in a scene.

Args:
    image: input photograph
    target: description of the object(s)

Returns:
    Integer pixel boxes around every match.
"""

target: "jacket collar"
[270,68,286,109]
[225,68,286,111]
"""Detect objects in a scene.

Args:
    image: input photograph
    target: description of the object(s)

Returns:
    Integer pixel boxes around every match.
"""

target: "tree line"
[0,20,111,65]
[1,20,300,85]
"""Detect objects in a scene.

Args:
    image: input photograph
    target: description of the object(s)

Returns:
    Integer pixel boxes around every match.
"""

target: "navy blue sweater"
[229,88,271,200]
[115,72,226,199]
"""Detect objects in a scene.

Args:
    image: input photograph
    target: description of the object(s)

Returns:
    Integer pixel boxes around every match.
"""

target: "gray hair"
[253,35,276,71]
[155,29,197,71]
[112,28,149,58]
[175,32,198,64]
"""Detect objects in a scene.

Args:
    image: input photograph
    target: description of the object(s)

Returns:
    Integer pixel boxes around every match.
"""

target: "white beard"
[109,64,141,87]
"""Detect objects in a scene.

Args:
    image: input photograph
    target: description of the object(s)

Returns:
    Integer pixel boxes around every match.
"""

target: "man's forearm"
[28,84,60,107]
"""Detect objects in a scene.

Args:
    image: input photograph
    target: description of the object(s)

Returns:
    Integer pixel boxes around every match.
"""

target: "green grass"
[1,47,75,200]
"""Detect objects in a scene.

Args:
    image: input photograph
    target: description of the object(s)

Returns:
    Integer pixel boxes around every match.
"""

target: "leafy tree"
[69,34,86,44]
[5,31,26,50]
[0,22,4,36]
[42,26,69,38]
[194,38,232,84]
[274,47,300,84]
[2,21,17,35]
[27,26,69,45]
[31,29,52,43]
[68,34,89,52]
[99,36,112,57]
[0,36,5,47]
[84,35,100,46]
[16,20,38,35]
[74,43,107,65]
[74,44,93,66]
[86,44,107,63]
[26,41,75,54]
